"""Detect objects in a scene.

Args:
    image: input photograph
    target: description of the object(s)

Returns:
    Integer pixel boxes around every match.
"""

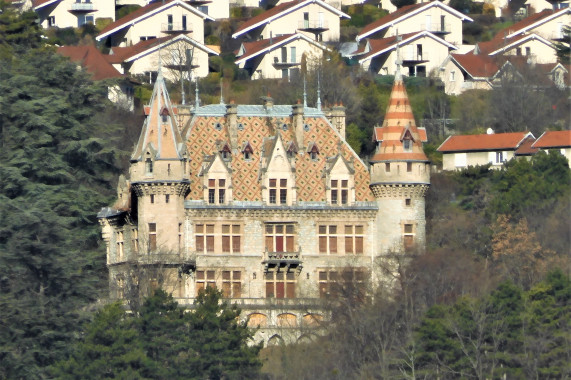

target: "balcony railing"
[161,23,193,33]
[420,23,451,34]
[402,52,430,63]
[298,19,329,31]
[175,297,324,308]
[272,56,300,67]
[70,2,95,12]
[263,250,302,272]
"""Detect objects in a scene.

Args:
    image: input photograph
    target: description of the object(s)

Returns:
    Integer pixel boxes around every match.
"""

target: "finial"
[220,78,224,105]
[317,71,321,111]
[303,75,307,107]
[395,29,403,80]
[195,79,200,110]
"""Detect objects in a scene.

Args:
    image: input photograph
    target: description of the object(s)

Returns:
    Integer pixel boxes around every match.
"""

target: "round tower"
[129,70,190,256]
[370,70,430,254]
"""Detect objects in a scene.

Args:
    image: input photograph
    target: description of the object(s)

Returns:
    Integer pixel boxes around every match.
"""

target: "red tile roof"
[234,0,305,35]
[358,2,425,37]
[497,8,568,37]
[531,130,571,148]
[57,45,123,81]
[32,0,59,9]
[451,52,500,78]
[99,1,168,36]
[514,135,539,155]
[438,132,532,152]
[359,32,418,60]
[235,34,294,60]
[107,36,173,62]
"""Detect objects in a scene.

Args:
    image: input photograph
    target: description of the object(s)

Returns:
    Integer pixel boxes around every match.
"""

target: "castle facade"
[98,69,430,345]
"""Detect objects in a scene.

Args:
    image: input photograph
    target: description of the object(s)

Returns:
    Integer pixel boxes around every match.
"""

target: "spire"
[316,71,321,111]
[394,30,403,81]
[371,67,427,162]
[131,71,185,161]
[303,75,307,108]
[220,78,224,105]
[195,79,200,110]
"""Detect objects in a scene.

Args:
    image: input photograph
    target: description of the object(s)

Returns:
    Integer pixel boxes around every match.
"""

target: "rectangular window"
[269,179,287,205]
[265,223,295,253]
[496,151,504,164]
[48,16,56,27]
[131,228,139,253]
[265,272,295,298]
[195,224,215,253]
[344,225,364,254]
[222,270,242,298]
[404,223,414,251]
[165,194,170,203]
[221,224,241,253]
[319,269,366,298]
[196,270,217,295]
[207,178,227,204]
[407,162,412,172]
[150,194,155,204]
[290,46,296,63]
[167,14,173,30]
[116,231,124,260]
[525,47,531,56]
[182,15,187,30]
[148,223,157,251]
[330,179,349,205]
[385,163,390,172]
[318,225,338,254]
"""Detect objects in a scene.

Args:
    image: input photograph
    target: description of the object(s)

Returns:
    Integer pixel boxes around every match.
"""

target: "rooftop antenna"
[316,70,321,111]
[303,75,307,107]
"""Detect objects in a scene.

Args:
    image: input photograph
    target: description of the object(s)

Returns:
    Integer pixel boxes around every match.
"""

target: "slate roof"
[438,132,534,152]
[531,130,571,148]
[57,45,123,81]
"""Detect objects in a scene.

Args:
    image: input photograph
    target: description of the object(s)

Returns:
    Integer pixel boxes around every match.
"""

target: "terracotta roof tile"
[99,1,169,36]
[32,0,59,9]
[451,52,500,78]
[438,132,531,152]
[235,34,294,60]
[57,45,123,81]
[496,8,568,37]
[514,135,538,155]
[108,36,173,62]
[532,130,571,148]
[359,32,418,60]
[234,0,304,35]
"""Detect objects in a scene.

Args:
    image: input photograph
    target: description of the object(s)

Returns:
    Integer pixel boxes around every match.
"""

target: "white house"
[33,0,115,29]
[96,0,213,47]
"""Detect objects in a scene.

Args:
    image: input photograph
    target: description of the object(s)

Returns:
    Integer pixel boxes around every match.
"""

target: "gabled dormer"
[307,142,320,161]
[400,125,415,153]
[199,153,232,205]
[324,153,355,206]
[260,133,296,206]
[286,140,298,159]
[218,141,232,161]
[242,141,255,161]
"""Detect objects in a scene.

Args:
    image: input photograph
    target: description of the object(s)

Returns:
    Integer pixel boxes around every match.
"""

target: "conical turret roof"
[131,70,185,161]
[370,72,428,162]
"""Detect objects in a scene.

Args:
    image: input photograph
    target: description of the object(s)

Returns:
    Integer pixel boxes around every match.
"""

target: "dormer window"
[307,142,320,161]
[220,143,232,160]
[208,178,227,204]
[269,179,287,205]
[160,107,169,123]
[242,142,254,160]
[403,139,412,152]
[331,180,348,205]
[286,141,298,159]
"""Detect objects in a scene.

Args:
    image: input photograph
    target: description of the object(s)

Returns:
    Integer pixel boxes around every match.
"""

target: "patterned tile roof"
[531,130,571,148]
[370,70,429,162]
[438,132,533,152]
[184,105,374,202]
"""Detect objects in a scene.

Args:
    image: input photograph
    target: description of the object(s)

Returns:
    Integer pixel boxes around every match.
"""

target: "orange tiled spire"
[131,68,185,161]
[371,66,428,162]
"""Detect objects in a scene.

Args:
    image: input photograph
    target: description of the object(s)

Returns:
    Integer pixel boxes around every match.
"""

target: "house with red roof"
[33,0,114,29]
[502,7,570,42]
[437,130,536,170]
[96,0,213,48]
[354,30,457,77]
[57,45,136,111]
[107,34,219,82]
[356,1,472,48]
[532,130,571,166]
[234,33,328,79]
[231,0,350,43]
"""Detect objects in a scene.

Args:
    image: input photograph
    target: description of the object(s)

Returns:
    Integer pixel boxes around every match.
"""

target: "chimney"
[292,100,304,148]
[226,100,238,150]
[262,93,274,110]
[330,103,346,139]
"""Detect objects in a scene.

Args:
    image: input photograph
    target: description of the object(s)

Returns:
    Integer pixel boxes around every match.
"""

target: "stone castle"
[98,67,430,345]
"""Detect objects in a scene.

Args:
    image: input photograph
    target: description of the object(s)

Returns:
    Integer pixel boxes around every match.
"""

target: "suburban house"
[437,130,536,170]
[438,52,500,94]
[57,45,136,111]
[97,65,430,345]
[33,0,115,29]
[106,34,219,82]
[356,1,473,48]
[473,32,558,63]
[96,0,213,47]
[231,0,350,42]
[354,30,457,77]
[501,7,570,42]
[531,130,571,166]
[234,33,329,79]
[522,0,570,16]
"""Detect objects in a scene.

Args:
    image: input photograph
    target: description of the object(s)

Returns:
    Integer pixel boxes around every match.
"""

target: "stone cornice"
[370,183,429,198]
